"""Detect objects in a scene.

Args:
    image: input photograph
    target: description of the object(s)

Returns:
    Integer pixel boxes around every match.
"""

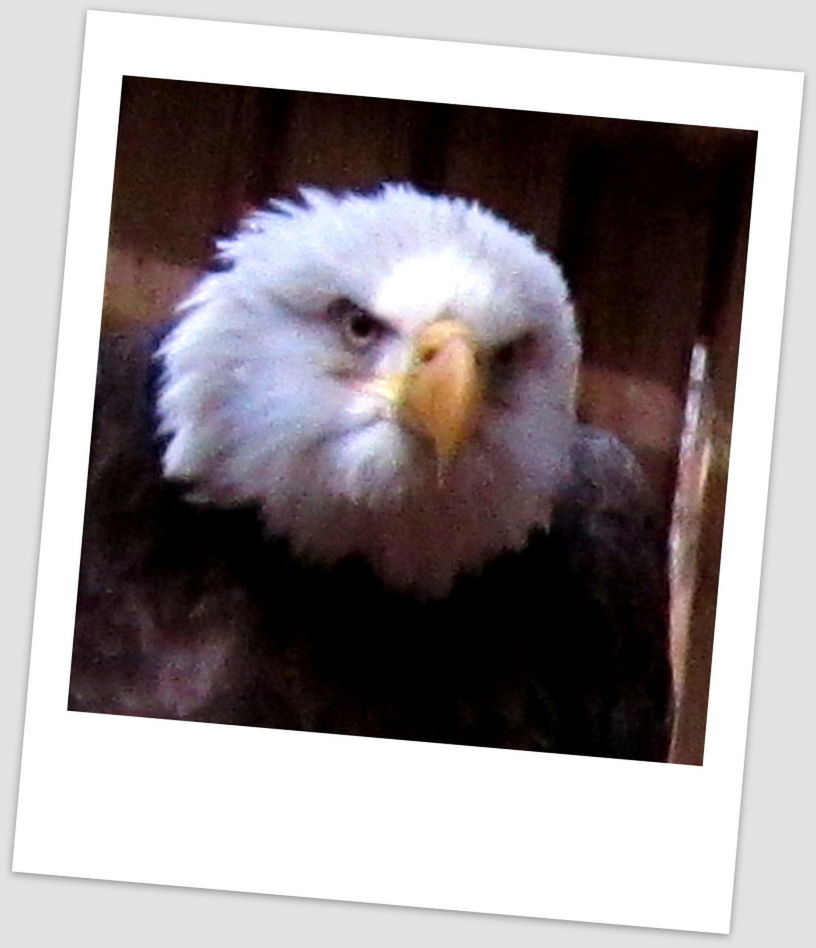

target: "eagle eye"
[492,331,537,376]
[328,297,384,350]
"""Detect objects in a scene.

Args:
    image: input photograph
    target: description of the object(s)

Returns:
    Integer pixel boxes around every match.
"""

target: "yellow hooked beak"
[365,319,483,474]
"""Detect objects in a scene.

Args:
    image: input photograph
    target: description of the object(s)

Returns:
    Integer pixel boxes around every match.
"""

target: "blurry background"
[103,76,757,765]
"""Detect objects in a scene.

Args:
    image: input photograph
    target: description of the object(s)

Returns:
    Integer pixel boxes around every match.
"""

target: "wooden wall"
[104,77,757,764]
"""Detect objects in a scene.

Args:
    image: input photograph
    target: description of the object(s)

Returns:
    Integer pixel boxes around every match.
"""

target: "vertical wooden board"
[269,91,426,195]
[102,247,196,329]
[442,107,573,255]
[672,134,756,765]
[563,123,734,515]
[234,88,294,207]
[110,78,261,266]
[563,123,716,392]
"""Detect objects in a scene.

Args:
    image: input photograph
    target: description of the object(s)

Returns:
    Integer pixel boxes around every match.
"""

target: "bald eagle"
[70,184,673,761]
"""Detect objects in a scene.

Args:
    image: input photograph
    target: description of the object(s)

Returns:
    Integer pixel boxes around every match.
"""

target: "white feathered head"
[158,184,580,596]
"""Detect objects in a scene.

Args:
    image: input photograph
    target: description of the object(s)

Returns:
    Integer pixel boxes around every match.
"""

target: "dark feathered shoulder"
[82,326,167,513]
[544,426,674,760]
[70,325,271,723]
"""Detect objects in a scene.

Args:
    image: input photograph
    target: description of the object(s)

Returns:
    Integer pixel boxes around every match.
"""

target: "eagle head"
[157,184,581,596]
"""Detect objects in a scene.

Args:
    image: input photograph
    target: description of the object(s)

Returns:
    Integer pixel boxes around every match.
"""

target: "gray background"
[3,2,812,944]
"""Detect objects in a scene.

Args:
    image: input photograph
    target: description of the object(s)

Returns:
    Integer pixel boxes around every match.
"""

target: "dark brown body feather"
[69,328,674,761]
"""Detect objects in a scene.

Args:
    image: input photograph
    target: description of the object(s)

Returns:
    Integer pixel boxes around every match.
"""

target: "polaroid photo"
[13,10,803,933]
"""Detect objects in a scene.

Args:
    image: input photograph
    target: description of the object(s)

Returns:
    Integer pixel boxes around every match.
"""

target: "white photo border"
[13,10,804,934]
